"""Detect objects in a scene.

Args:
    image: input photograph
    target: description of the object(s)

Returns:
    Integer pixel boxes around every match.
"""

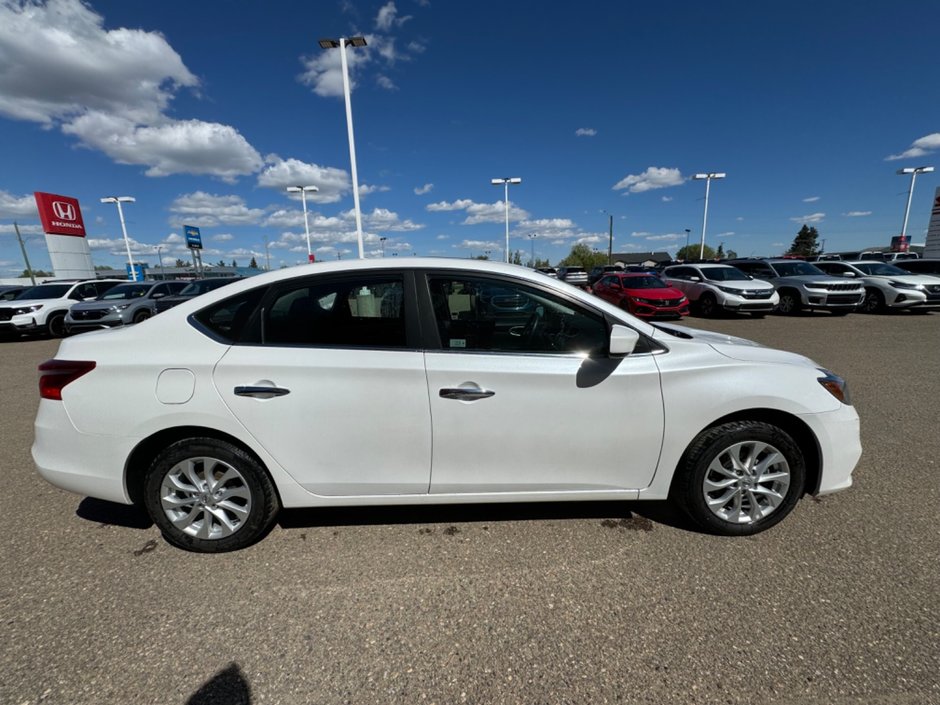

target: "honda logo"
[52,201,77,221]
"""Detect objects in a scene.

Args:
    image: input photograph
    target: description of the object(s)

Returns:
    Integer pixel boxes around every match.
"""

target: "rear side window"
[192,287,267,343]
[263,276,406,348]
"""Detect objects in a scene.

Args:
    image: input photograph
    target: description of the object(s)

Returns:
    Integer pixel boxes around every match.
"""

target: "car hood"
[652,322,818,367]
[0,297,63,307]
[70,300,136,312]
[776,274,860,286]
[701,279,774,291]
[864,273,940,285]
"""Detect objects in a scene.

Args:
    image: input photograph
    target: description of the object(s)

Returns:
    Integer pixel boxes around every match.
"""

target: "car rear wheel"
[861,289,886,314]
[143,438,280,553]
[697,293,718,317]
[673,421,805,536]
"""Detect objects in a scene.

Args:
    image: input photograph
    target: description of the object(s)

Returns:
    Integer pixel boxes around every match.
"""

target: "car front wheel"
[673,421,806,536]
[46,313,67,338]
[143,438,280,552]
[697,293,718,317]
[776,292,802,315]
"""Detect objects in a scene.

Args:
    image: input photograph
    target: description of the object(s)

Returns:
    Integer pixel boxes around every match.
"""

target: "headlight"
[817,369,851,405]
[111,304,132,311]
[890,281,924,290]
[15,304,43,315]
[677,296,687,303]
[716,286,741,295]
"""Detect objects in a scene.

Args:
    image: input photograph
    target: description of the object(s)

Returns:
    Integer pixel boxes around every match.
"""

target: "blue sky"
[1,0,939,275]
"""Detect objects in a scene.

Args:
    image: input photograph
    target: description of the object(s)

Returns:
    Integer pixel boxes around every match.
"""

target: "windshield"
[701,267,750,282]
[15,284,72,299]
[772,261,825,277]
[854,262,907,276]
[623,275,668,289]
[179,279,231,296]
[99,284,150,300]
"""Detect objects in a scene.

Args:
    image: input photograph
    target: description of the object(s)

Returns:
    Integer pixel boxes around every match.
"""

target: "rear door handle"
[439,386,495,401]
[234,385,291,399]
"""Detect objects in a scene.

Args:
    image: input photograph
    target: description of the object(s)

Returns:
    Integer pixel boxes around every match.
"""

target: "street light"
[692,173,726,259]
[491,177,522,263]
[153,245,166,280]
[100,196,137,280]
[684,228,691,255]
[897,166,934,245]
[319,36,367,259]
[380,236,387,257]
[601,210,614,264]
[528,233,537,267]
[286,185,319,262]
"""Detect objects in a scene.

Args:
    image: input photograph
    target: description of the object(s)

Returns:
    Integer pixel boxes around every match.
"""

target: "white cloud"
[0,223,43,235]
[63,113,263,181]
[717,231,735,237]
[211,233,234,242]
[414,183,434,195]
[803,196,820,202]
[359,183,391,196]
[661,196,673,202]
[376,74,397,91]
[575,128,597,137]
[886,133,940,161]
[644,234,682,241]
[613,167,684,194]
[454,239,500,252]
[790,212,826,224]
[427,199,475,212]
[0,1,262,181]
[256,156,350,203]
[376,2,411,31]
[169,192,265,227]
[843,211,872,217]
[425,198,528,225]
[435,234,449,240]
[0,191,38,218]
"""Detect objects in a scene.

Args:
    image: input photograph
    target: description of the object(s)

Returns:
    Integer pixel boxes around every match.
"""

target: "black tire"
[860,289,886,314]
[133,309,152,324]
[697,293,718,317]
[776,291,802,315]
[672,421,806,536]
[143,438,280,553]
[46,313,67,338]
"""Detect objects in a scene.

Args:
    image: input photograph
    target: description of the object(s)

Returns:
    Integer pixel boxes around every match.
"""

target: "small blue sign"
[184,225,203,250]
[126,263,146,281]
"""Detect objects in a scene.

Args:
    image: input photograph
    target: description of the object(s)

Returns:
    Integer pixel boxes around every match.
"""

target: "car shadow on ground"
[278,499,698,534]
[76,497,153,529]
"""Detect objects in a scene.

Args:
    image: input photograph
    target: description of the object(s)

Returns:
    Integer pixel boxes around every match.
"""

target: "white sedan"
[33,259,861,552]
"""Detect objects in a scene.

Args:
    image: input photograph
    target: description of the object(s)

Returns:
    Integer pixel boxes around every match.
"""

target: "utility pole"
[607,213,614,265]
[13,221,36,285]
[263,234,272,271]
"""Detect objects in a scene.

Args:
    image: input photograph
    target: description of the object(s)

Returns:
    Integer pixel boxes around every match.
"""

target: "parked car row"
[0,276,242,339]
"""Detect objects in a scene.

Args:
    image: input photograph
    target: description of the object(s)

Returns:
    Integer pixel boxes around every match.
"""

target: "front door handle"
[439,386,495,401]
[234,385,291,399]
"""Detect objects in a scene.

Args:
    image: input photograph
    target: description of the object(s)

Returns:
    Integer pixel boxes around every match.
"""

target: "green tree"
[533,257,551,268]
[675,244,716,261]
[249,257,259,269]
[558,243,608,269]
[788,225,821,258]
[716,243,725,259]
[726,249,738,259]
[231,259,238,268]
[94,264,115,271]
[510,250,523,265]
[22,269,52,277]
[175,259,187,267]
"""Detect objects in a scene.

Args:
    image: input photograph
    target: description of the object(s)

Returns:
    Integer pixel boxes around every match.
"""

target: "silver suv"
[0,279,124,338]
[731,259,864,315]
[65,280,187,333]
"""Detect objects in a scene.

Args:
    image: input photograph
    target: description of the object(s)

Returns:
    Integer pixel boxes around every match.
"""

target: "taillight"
[38,359,96,400]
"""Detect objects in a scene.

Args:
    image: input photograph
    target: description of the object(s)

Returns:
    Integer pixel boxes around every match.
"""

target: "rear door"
[212,272,432,496]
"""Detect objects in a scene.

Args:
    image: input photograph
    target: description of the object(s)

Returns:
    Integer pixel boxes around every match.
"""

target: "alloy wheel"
[702,440,791,524]
[159,457,253,540]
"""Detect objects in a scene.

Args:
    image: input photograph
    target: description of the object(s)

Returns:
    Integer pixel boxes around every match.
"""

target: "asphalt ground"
[1,311,938,705]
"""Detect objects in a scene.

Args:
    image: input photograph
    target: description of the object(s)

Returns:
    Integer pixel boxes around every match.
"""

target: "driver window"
[428,275,607,355]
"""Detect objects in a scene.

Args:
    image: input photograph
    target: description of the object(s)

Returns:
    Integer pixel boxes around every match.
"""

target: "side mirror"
[609,324,640,356]
[152,292,165,298]
[689,276,701,282]
[842,272,856,278]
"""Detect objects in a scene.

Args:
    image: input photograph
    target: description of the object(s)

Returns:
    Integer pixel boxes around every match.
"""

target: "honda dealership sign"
[33,191,94,278]
[34,192,87,237]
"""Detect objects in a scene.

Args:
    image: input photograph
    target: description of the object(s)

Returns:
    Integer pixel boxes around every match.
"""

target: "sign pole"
[13,221,36,285]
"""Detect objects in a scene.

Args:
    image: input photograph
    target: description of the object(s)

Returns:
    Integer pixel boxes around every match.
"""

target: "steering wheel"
[521,305,544,344]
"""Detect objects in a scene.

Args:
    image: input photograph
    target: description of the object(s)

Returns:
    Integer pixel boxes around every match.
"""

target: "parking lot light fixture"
[897,166,934,243]
[100,196,137,281]
[491,177,522,263]
[287,186,319,262]
[692,173,726,260]
[319,36,367,259]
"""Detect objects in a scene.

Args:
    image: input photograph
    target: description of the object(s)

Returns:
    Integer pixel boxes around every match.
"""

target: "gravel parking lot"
[2,313,939,705]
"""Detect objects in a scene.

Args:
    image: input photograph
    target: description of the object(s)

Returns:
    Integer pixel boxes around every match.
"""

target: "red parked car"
[592,272,689,319]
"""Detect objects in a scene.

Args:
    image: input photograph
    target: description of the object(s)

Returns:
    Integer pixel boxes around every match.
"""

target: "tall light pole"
[154,245,166,280]
[491,177,522,263]
[100,196,137,280]
[287,185,319,262]
[319,36,367,259]
[692,173,726,259]
[528,233,537,267]
[684,228,691,256]
[380,236,387,257]
[897,166,934,245]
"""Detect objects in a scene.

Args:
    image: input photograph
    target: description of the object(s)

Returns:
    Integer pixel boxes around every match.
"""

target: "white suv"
[0,279,124,338]
[815,260,940,313]
[662,263,779,317]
